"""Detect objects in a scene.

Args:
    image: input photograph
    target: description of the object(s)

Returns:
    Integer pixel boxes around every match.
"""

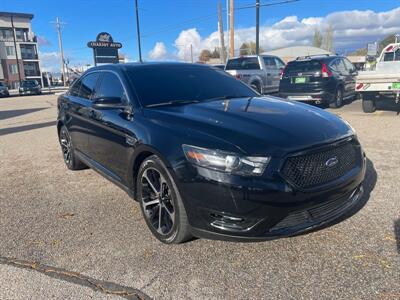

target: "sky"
[1,0,400,72]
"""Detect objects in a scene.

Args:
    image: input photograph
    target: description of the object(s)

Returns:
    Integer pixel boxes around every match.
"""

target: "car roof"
[292,55,340,63]
[87,62,218,73]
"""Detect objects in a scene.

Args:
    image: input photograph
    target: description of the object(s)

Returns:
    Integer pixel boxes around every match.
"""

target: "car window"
[330,59,347,74]
[225,57,260,70]
[263,57,276,68]
[343,59,355,72]
[383,49,400,61]
[285,60,321,73]
[274,58,285,68]
[95,72,125,101]
[69,78,81,97]
[79,72,100,100]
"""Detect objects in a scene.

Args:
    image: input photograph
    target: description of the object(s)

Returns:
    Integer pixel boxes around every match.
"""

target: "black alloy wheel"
[137,155,192,244]
[330,88,343,108]
[59,125,87,170]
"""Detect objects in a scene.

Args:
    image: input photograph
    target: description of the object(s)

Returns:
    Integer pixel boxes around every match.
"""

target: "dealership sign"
[87,32,122,65]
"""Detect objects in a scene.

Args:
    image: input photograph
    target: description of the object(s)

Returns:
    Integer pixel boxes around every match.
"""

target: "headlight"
[182,145,270,176]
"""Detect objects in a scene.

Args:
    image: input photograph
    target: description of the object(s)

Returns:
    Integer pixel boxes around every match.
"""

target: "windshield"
[126,64,257,107]
[285,60,322,73]
[383,49,400,62]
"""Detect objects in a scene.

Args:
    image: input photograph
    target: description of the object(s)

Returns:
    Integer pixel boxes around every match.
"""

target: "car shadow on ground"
[394,218,400,254]
[0,120,57,137]
[0,107,49,121]
[294,157,377,237]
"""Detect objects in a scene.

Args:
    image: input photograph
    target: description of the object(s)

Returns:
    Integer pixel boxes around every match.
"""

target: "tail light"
[280,66,287,79]
[321,63,332,78]
[235,74,242,80]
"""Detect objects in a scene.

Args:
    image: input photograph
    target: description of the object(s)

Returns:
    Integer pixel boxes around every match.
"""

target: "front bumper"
[174,152,366,241]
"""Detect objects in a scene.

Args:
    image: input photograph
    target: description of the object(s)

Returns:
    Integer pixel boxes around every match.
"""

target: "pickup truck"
[356,43,400,113]
[225,55,285,94]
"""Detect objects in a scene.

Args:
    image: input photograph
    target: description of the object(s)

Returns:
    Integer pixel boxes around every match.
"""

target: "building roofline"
[0,11,34,20]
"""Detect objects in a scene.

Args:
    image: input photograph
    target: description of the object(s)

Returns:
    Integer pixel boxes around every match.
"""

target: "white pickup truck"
[356,43,400,113]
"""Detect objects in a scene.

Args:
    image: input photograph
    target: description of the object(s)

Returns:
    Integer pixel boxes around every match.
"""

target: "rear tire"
[137,155,192,244]
[329,88,343,108]
[59,125,87,170]
[251,81,262,94]
[362,98,376,113]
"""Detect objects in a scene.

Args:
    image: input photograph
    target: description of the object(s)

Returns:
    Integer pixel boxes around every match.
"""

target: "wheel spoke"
[143,198,160,208]
[143,171,160,194]
[164,204,175,221]
[157,204,163,233]
[60,139,68,148]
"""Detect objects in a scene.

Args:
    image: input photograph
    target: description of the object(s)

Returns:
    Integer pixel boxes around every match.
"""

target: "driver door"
[88,71,131,183]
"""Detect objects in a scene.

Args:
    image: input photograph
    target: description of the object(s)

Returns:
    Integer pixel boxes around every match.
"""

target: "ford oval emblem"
[325,157,339,167]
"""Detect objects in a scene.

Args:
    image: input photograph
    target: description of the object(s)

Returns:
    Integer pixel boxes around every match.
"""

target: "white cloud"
[149,42,168,60]
[155,7,400,60]
[39,51,61,73]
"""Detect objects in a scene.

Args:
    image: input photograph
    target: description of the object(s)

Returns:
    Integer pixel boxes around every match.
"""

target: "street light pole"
[135,0,143,62]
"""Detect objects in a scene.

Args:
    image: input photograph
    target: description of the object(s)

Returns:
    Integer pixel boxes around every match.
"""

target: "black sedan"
[57,63,366,244]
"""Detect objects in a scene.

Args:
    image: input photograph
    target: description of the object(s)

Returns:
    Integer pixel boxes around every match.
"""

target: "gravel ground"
[0,94,399,299]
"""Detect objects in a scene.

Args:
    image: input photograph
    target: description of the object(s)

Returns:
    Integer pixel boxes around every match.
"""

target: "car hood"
[144,96,353,157]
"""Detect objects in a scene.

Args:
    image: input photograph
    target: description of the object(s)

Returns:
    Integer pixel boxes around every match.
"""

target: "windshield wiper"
[145,99,201,108]
[204,95,254,101]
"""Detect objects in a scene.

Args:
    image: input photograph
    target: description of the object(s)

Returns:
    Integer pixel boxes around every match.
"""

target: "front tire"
[137,155,192,244]
[59,125,87,170]
[329,87,343,108]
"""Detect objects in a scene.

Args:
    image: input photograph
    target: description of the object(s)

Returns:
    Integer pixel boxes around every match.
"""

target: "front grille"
[281,139,360,189]
[270,188,361,232]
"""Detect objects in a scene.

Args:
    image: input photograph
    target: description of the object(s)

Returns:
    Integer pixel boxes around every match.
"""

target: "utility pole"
[255,0,260,55]
[135,0,143,62]
[226,0,230,58]
[229,0,234,57]
[54,17,66,86]
[10,15,22,85]
[190,44,193,63]
[218,2,226,63]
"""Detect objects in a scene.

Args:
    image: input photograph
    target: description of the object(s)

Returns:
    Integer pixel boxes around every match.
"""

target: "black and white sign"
[87,32,122,65]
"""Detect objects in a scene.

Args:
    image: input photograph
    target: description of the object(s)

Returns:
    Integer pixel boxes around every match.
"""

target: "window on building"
[6,46,15,56]
[0,28,13,40]
[8,64,18,75]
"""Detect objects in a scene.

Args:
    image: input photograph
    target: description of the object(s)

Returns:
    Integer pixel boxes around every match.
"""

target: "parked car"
[57,63,366,244]
[0,81,9,97]
[225,55,285,94]
[19,80,42,96]
[356,43,400,113]
[279,55,358,108]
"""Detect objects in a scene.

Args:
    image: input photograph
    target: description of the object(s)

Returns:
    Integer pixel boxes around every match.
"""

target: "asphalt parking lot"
[0,94,399,299]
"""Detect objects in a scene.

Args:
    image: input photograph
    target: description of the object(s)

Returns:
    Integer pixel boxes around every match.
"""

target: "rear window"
[225,57,260,70]
[285,60,322,73]
[383,49,400,62]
